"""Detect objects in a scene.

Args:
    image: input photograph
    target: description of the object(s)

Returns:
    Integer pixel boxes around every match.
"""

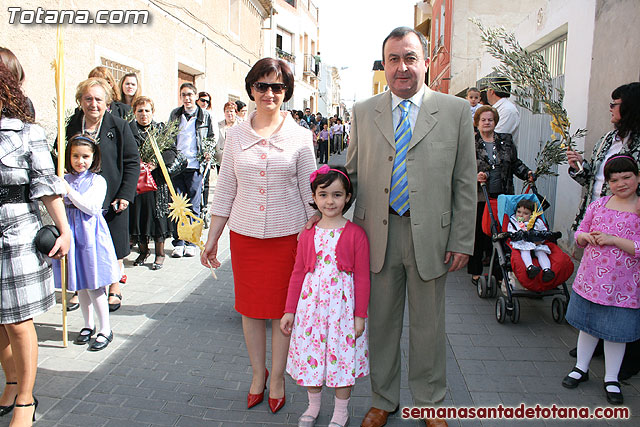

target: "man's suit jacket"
[345,87,477,282]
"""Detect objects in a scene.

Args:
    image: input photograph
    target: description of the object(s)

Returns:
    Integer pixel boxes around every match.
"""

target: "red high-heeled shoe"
[268,379,285,413]
[247,369,269,409]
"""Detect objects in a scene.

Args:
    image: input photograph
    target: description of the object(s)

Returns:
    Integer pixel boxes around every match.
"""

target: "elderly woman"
[566,82,640,380]
[0,63,71,425]
[129,96,176,270]
[214,101,238,170]
[87,67,131,120]
[66,77,139,312]
[468,105,533,285]
[118,72,140,108]
[201,58,316,414]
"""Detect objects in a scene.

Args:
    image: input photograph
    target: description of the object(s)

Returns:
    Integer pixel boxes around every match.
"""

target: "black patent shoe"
[89,331,113,351]
[604,381,624,405]
[526,265,542,279]
[14,396,37,422]
[66,291,80,311]
[74,327,95,345]
[0,382,17,416]
[542,268,556,282]
[562,367,589,388]
[133,252,149,266]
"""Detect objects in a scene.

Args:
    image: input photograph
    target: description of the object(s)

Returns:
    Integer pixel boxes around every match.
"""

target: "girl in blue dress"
[54,135,120,351]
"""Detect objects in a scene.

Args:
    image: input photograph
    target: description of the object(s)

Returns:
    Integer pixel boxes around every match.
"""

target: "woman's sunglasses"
[199,98,210,104]
[253,82,286,94]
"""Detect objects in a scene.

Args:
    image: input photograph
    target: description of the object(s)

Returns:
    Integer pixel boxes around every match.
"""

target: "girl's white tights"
[571,331,626,393]
[604,341,626,393]
[78,288,111,342]
[520,250,551,270]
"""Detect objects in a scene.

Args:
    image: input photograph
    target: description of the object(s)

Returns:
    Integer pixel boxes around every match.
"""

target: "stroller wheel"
[552,297,566,323]
[510,297,520,324]
[477,276,488,298]
[489,275,498,298]
[496,296,507,323]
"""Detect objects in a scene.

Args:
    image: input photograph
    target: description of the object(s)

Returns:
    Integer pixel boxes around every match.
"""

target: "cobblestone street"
[5,153,638,426]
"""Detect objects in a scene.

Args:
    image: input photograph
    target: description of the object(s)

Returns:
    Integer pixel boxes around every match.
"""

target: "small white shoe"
[172,246,184,258]
[183,246,196,257]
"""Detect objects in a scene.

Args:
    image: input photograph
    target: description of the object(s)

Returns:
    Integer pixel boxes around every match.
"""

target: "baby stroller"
[477,182,573,324]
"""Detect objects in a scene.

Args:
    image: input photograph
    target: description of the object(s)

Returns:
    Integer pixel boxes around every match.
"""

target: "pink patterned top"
[573,196,640,309]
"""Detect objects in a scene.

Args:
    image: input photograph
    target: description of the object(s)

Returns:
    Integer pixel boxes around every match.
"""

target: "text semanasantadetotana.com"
[402,404,630,420]
[7,7,150,25]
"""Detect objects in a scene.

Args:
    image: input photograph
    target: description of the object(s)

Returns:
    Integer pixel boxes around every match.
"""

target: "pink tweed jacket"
[211,111,317,239]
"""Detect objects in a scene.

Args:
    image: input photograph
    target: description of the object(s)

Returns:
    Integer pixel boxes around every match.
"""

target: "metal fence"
[514,75,565,228]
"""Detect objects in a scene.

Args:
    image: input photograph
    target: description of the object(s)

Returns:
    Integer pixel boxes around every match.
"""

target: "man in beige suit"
[348,28,476,427]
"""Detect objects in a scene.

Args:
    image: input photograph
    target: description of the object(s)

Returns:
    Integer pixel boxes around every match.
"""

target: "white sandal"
[298,414,317,427]
[328,417,349,427]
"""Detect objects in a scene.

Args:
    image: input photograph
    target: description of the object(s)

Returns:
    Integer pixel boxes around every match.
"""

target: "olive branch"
[472,19,586,177]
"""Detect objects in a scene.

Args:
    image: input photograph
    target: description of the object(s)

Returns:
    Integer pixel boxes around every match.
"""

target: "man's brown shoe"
[361,407,397,427]
[425,419,448,427]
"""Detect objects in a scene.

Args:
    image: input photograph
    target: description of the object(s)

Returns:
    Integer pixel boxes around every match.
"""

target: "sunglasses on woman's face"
[199,98,210,104]
[253,82,286,94]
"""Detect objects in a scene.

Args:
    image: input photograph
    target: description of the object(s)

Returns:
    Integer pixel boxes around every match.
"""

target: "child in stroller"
[507,199,555,283]
[479,184,574,324]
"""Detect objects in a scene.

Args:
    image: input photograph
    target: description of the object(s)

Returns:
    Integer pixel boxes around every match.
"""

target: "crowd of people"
[0,22,639,427]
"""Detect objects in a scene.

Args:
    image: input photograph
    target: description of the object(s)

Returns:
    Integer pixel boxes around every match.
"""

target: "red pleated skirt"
[229,231,298,319]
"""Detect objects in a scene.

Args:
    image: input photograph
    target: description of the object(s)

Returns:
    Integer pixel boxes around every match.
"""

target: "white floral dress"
[286,226,369,387]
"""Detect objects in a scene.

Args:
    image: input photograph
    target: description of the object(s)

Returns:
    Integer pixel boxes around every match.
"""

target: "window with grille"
[536,36,566,78]
[100,58,138,84]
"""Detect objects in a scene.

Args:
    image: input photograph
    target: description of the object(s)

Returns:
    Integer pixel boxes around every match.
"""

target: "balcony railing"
[304,54,319,77]
[276,48,296,74]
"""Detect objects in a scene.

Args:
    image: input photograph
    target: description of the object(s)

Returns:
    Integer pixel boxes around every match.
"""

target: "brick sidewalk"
[3,151,637,426]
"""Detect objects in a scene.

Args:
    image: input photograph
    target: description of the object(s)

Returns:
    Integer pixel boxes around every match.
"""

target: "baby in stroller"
[507,199,555,282]
[496,194,573,293]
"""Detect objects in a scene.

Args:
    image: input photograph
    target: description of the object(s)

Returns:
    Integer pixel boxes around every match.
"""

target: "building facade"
[263,0,319,112]
[414,0,640,249]
[2,0,272,132]
[372,60,387,96]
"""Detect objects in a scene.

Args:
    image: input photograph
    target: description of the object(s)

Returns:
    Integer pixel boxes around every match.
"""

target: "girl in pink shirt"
[562,155,640,406]
[281,165,370,427]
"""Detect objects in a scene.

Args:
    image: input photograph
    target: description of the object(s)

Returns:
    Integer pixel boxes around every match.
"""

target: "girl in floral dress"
[562,155,640,405]
[281,165,370,427]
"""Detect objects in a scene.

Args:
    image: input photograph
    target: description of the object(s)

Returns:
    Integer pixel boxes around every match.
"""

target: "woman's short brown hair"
[245,57,294,102]
[473,105,500,127]
[88,66,119,102]
[132,96,155,112]
[223,101,237,112]
[75,78,112,106]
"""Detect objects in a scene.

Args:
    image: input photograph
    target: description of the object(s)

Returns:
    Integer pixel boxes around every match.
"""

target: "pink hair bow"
[309,164,331,183]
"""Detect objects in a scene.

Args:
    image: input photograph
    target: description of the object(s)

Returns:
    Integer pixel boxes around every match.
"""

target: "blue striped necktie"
[390,100,412,215]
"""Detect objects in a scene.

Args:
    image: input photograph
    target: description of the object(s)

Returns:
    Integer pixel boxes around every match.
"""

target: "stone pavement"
[3,150,638,426]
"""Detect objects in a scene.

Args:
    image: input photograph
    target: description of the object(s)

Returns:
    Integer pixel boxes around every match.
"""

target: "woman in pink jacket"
[201,58,316,414]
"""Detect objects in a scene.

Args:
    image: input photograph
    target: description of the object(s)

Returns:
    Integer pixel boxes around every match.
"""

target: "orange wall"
[428,0,451,93]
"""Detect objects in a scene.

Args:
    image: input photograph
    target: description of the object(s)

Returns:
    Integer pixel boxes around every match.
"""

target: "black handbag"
[167,152,188,177]
[35,224,60,255]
